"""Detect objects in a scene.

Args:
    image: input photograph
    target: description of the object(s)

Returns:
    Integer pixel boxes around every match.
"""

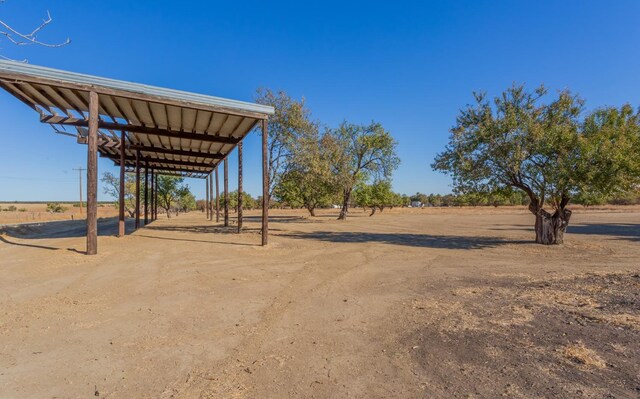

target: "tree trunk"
[306,205,316,217]
[534,208,572,244]
[338,189,351,220]
[369,207,376,216]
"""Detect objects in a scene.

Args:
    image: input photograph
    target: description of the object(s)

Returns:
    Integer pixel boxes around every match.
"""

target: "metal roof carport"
[0,60,274,254]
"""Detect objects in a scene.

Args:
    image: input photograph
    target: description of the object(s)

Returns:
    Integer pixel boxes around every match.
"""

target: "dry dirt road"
[0,207,639,398]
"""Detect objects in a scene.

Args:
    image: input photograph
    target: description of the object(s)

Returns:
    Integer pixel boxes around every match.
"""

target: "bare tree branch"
[0,2,70,61]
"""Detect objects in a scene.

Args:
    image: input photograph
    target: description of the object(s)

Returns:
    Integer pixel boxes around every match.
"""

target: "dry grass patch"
[561,341,607,368]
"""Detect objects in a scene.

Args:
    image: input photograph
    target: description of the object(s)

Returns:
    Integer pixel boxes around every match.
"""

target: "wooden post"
[144,166,149,225]
[86,91,99,255]
[224,157,229,227]
[205,174,210,219]
[209,172,214,221]
[118,130,126,237]
[262,119,269,246]
[237,142,243,233]
[215,166,220,223]
[154,173,158,219]
[149,169,154,221]
[153,170,157,220]
[135,150,140,229]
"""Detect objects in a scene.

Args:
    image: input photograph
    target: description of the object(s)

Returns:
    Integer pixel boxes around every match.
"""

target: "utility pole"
[72,167,86,215]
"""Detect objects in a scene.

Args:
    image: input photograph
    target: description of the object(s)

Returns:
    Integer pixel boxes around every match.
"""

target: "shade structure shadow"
[242,215,315,224]
[281,231,528,250]
[0,235,61,251]
[134,233,257,247]
[567,223,640,242]
[144,224,241,235]
[0,217,136,240]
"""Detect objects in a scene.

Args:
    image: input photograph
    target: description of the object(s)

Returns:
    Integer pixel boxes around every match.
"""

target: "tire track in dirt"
[167,244,373,397]
[168,239,441,398]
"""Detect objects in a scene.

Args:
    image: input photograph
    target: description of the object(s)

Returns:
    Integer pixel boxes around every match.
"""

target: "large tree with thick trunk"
[433,85,640,244]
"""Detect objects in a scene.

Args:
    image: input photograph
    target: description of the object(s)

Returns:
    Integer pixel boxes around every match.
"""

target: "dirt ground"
[0,207,638,398]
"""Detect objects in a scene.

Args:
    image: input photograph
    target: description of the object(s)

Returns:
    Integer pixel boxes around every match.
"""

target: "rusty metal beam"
[102,152,215,169]
[118,130,126,237]
[224,157,229,227]
[128,145,224,160]
[262,119,269,246]
[238,142,243,233]
[41,115,241,144]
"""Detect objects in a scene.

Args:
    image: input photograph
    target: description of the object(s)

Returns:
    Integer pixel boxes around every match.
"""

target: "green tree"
[101,172,140,217]
[354,180,396,216]
[329,121,400,220]
[274,132,338,216]
[400,194,411,207]
[428,194,443,207]
[220,191,258,211]
[46,203,66,213]
[177,190,197,212]
[433,84,640,244]
[255,89,319,202]
[156,176,191,218]
[410,192,429,204]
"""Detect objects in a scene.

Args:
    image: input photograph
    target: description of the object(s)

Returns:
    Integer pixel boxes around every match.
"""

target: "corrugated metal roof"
[0,60,274,116]
[0,61,272,178]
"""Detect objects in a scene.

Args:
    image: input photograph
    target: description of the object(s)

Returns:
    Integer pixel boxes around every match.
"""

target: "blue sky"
[1,0,639,201]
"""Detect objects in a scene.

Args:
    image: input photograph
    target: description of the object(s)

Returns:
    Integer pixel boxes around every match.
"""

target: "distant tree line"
[402,190,640,208]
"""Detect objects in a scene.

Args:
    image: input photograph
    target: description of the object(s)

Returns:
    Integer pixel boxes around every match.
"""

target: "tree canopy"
[329,121,400,220]
[433,84,640,244]
[353,180,402,216]
[156,176,193,218]
[101,172,139,217]
[255,88,318,201]
[273,130,338,216]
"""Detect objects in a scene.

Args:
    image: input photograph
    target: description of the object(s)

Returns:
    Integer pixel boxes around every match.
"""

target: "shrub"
[6,205,17,212]
[18,208,26,212]
[46,203,67,213]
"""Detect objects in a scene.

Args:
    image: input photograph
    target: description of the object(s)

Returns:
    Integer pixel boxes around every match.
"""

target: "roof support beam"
[101,152,217,169]
[123,163,210,175]
[127,145,224,160]
[41,115,242,144]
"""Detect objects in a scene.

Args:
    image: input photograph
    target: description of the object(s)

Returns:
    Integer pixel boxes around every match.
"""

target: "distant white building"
[410,201,423,208]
